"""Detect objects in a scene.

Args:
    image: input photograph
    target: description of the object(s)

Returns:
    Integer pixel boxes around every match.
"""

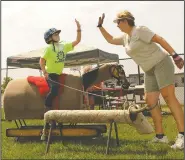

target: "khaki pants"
[144,55,175,93]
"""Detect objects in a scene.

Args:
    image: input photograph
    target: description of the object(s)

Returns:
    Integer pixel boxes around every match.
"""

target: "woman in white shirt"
[97,10,184,149]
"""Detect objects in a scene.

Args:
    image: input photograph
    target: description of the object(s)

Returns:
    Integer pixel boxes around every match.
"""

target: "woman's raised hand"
[97,13,105,27]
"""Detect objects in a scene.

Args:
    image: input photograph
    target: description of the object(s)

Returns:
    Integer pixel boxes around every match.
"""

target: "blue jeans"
[45,73,60,108]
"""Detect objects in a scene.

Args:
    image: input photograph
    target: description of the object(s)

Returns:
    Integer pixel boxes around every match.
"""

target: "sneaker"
[171,134,184,150]
[150,136,169,144]
[40,134,47,141]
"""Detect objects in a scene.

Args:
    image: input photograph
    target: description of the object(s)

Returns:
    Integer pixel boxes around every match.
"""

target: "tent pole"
[6,61,8,79]
[97,60,105,110]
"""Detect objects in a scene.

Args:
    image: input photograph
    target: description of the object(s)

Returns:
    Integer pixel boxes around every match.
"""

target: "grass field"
[1,107,184,160]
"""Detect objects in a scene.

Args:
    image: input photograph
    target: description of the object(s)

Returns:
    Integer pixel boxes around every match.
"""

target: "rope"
[48,78,125,102]
[48,78,158,111]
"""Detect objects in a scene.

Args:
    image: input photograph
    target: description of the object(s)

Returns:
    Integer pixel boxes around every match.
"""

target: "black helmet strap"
[52,41,56,52]
[47,32,59,52]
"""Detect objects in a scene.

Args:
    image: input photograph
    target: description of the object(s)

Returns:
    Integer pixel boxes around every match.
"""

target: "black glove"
[97,13,105,27]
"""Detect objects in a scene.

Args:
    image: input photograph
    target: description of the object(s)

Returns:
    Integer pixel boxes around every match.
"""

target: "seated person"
[83,65,104,110]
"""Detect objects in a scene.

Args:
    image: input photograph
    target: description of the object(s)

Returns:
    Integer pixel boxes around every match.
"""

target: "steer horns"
[128,103,158,121]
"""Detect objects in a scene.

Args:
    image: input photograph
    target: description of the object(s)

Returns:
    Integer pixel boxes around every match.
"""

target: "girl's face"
[51,32,60,42]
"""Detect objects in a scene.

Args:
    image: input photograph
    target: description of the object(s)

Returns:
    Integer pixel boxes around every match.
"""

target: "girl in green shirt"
[40,19,81,113]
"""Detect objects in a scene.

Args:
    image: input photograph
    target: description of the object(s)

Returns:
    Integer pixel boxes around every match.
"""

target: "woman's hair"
[117,10,135,26]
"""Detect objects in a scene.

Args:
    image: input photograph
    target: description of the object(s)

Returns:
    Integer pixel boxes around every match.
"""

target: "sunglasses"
[117,18,125,25]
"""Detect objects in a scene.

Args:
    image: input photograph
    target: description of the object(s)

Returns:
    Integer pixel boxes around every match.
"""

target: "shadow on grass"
[14,136,168,156]
[13,135,107,144]
[54,138,168,156]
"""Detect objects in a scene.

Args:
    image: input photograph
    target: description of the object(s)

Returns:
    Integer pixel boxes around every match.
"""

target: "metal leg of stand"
[58,123,63,136]
[45,121,54,154]
[58,123,64,144]
[106,121,113,154]
[114,122,119,146]
[14,120,19,129]
[18,119,23,127]
[22,120,27,126]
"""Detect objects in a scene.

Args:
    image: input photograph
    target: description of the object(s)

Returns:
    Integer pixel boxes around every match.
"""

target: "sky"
[1,1,184,81]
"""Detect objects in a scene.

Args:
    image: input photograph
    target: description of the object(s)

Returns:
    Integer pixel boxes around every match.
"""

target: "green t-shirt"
[41,41,74,75]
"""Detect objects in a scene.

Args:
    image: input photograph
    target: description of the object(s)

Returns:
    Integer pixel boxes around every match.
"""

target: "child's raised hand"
[75,19,81,30]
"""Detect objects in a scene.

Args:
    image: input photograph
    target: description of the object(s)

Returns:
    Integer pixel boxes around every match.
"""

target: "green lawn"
[1,107,184,160]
